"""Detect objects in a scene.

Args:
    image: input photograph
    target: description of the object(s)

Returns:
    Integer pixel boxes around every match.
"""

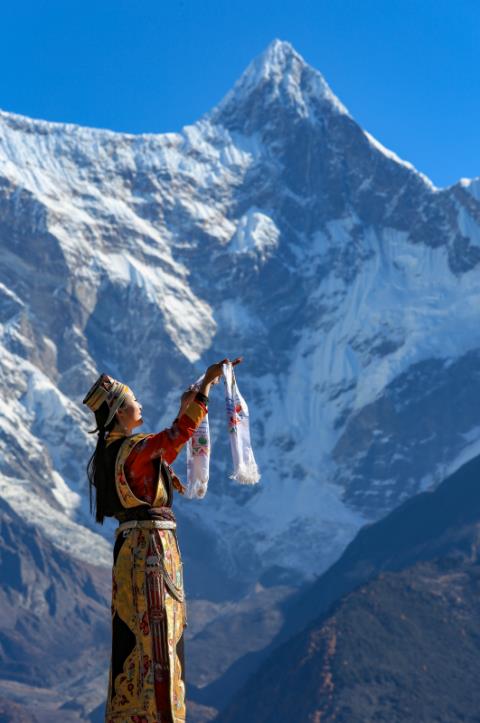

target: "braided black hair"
[86,400,123,524]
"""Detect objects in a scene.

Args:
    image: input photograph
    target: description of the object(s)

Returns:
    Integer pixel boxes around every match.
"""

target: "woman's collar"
[105,430,130,446]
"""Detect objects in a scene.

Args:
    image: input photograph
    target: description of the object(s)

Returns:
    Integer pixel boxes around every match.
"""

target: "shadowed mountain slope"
[216,454,480,722]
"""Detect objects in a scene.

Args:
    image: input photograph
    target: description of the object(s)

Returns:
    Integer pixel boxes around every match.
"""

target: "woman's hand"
[197,357,243,397]
[178,358,243,411]
[203,357,243,386]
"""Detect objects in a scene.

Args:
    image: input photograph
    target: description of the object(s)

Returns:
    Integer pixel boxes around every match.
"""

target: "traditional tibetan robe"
[103,392,208,723]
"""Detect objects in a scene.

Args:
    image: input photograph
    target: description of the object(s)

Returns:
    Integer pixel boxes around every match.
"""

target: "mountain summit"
[203,38,349,132]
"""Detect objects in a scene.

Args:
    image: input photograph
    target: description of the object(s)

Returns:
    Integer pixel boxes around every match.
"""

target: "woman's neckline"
[105,430,131,447]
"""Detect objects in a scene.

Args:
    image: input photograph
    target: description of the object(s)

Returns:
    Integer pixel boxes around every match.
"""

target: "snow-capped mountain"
[1,36,480,716]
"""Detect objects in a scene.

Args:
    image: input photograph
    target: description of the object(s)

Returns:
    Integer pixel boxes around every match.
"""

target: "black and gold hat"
[82,373,132,427]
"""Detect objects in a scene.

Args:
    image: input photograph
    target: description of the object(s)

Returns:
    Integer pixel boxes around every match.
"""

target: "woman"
[82,358,242,723]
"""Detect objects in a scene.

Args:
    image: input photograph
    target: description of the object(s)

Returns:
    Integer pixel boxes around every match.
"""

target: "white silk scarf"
[185,362,260,498]
[185,373,210,499]
[222,362,261,485]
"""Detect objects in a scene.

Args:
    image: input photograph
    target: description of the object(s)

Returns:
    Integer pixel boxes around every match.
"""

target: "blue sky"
[0,0,478,187]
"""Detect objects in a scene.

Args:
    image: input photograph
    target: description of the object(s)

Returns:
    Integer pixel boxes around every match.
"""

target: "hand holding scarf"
[185,359,260,497]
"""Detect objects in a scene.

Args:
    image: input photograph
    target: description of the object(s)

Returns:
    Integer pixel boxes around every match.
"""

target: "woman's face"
[116,390,143,431]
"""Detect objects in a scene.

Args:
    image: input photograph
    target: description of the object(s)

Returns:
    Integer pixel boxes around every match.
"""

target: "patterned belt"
[115,519,177,538]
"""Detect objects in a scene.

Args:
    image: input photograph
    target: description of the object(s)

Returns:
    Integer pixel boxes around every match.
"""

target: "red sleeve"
[135,394,208,465]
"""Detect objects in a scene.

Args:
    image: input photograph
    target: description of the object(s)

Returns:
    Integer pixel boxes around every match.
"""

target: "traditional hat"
[82,373,132,428]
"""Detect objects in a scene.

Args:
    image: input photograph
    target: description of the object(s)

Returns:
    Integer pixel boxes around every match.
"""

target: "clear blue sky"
[1,0,478,187]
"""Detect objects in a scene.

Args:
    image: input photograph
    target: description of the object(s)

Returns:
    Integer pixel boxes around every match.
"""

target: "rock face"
[0,696,37,722]
[0,497,111,720]
[0,36,480,717]
[219,558,480,723]
[216,454,480,722]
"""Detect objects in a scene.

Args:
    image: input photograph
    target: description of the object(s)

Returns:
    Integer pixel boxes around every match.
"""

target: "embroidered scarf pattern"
[222,362,261,485]
[185,379,210,499]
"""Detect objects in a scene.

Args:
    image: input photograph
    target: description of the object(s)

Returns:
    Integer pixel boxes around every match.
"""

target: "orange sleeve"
[136,393,208,465]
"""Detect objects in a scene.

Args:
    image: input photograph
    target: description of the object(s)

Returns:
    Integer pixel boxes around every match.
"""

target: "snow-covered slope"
[1,37,479,599]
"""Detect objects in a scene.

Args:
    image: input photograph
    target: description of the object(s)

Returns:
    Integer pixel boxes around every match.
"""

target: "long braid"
[86,409,117,524]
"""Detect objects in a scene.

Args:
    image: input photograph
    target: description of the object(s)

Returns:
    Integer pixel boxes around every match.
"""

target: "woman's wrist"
[198,379,212,396]
[195,390,209,407]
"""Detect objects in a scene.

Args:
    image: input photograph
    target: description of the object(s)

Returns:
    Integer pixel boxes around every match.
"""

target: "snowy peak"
[457,176,480,202]
[203,38,349,132]
[231,38,342,108]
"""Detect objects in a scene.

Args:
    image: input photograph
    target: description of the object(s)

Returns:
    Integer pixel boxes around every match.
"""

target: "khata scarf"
[185,362,260,498]
[222,361,261,485]
[185,375,211,499]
